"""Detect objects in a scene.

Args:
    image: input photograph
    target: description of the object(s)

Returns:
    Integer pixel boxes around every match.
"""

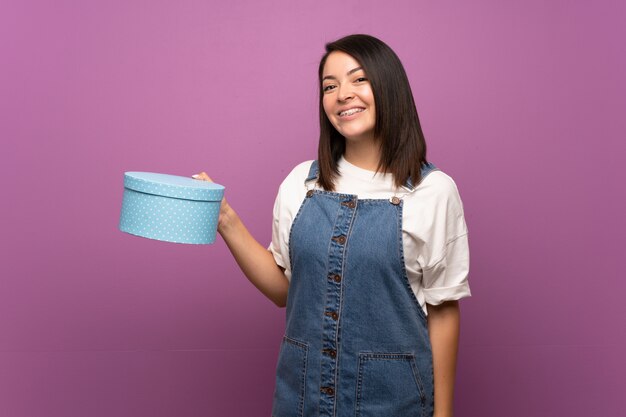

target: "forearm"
[427,300,460,417]
[218,203,289,307]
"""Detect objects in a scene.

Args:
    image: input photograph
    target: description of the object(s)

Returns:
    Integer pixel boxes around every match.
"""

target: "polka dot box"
[119,172,225,244]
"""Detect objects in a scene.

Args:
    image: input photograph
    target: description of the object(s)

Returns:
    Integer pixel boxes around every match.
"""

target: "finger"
[192,172,213,182]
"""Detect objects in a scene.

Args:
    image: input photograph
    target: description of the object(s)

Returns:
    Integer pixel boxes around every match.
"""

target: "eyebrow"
[322,66,364,82]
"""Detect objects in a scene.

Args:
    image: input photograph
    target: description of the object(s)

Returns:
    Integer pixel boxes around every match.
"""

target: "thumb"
[192,172,213,182]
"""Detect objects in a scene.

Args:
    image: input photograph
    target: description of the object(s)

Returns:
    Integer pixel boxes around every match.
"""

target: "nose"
[337,84,354,102]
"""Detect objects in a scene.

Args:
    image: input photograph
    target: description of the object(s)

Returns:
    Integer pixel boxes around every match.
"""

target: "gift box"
[119,172,224,244]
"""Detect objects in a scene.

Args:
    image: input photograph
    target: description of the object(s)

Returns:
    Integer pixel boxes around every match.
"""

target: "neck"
[343,137,382,171]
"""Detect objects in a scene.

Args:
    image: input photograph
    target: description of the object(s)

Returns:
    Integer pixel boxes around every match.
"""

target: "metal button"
[390,196,401,205]
[330,274,341,283]
[332,235,346,245]
[321,386,335,396]
[341,200,356,208]
[323,349,337,358]
[325,311,339,321]
[306,190,314,198]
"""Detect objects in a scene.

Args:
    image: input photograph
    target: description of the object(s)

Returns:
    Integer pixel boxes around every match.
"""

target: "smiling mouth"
[338,108,365,117]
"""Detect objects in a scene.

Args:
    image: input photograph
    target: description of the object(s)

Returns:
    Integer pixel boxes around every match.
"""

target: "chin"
[339,129,374,141]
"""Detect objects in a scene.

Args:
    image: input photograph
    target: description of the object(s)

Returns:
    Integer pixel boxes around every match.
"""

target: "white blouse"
[269,156,471,315]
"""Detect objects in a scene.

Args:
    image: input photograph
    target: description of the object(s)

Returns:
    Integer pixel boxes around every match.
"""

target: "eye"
[355,77,368,83]
[323,84,336,92]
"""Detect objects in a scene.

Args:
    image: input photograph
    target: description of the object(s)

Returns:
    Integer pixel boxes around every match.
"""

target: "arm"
[194,172,289,307]
[427,300,461,417]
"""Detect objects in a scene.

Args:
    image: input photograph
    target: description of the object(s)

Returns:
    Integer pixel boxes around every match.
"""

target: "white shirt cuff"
[422,282,471,306]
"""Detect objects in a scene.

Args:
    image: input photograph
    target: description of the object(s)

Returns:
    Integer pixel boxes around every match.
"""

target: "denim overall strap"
[403,161,438,191]
[305,160,320,183]
[271,160,437,417]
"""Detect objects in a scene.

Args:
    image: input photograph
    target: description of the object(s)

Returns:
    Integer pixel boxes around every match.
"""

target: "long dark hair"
[317,34,429,190]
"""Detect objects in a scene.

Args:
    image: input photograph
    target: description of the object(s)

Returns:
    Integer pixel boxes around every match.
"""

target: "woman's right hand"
[191,172,289,307]
[191,172,232,234]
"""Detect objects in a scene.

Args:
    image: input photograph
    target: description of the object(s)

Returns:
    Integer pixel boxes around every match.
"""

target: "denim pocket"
[355,352,426,417]
[271,336,308,417]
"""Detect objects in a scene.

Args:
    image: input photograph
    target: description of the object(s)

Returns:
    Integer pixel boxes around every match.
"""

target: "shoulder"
[278,160,315,192]
[274,160,315,206]
[420,170,462,199]
[402,168,468,248]
[408,169,466,215]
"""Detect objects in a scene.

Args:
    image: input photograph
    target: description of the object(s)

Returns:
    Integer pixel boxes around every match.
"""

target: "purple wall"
[1,1,624,416]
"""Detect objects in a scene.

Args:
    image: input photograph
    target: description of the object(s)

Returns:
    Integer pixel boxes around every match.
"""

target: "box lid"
[124,172,224,202]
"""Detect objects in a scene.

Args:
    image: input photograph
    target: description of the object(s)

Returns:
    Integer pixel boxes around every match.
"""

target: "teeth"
[339,108,364,117]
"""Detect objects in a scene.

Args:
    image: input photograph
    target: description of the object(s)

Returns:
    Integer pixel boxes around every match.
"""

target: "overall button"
[332,235,346,245]
[341,200,356,208]
[325,311,339,321]
[329,274,341,283]
[323,348,337,358]
[321,387,335,396]
[390,196,401,205]
[306,190,314,198]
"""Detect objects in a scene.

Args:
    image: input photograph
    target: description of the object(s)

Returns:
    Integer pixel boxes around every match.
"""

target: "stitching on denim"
[409,357,427,416]
[300,342,308,417]
[305,160,319,183]
[360,352,414,360]
[309,188,357,199]
[283,335,308,349]
[287,195,311,277]
[282,336,308,417]
[355,354,365,417]
[400,166,439,194]
[306,192,352,417]
[333,196,357,417]
[356,352,426,417]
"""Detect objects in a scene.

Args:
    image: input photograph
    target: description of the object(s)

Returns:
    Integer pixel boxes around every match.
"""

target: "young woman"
[195,34,470,417]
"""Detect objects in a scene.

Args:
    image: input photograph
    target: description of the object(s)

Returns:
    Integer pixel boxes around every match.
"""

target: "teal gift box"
[119,172,224,244]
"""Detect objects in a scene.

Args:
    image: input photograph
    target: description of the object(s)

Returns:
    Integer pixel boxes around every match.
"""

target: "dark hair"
[317,34,429,190]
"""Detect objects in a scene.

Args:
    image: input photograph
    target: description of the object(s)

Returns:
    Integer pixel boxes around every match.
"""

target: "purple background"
[1,1,624,416]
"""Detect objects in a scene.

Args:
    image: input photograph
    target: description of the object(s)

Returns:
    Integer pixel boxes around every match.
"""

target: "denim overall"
[272,161,437,417]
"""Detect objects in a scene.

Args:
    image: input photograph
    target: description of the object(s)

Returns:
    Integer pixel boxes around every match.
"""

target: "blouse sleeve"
[422,233,471,305]
[267,161,313,280]
[420,174,471,305]
[269,185,289,272]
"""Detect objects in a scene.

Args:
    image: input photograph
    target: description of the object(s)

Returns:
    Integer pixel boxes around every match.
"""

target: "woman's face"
[321,51,376,143]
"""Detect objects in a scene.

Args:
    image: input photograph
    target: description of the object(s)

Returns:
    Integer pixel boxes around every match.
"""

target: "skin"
[428,300,461,417]
[189,180,289,307]
[321,51,380,170]
[194,50,460,417]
